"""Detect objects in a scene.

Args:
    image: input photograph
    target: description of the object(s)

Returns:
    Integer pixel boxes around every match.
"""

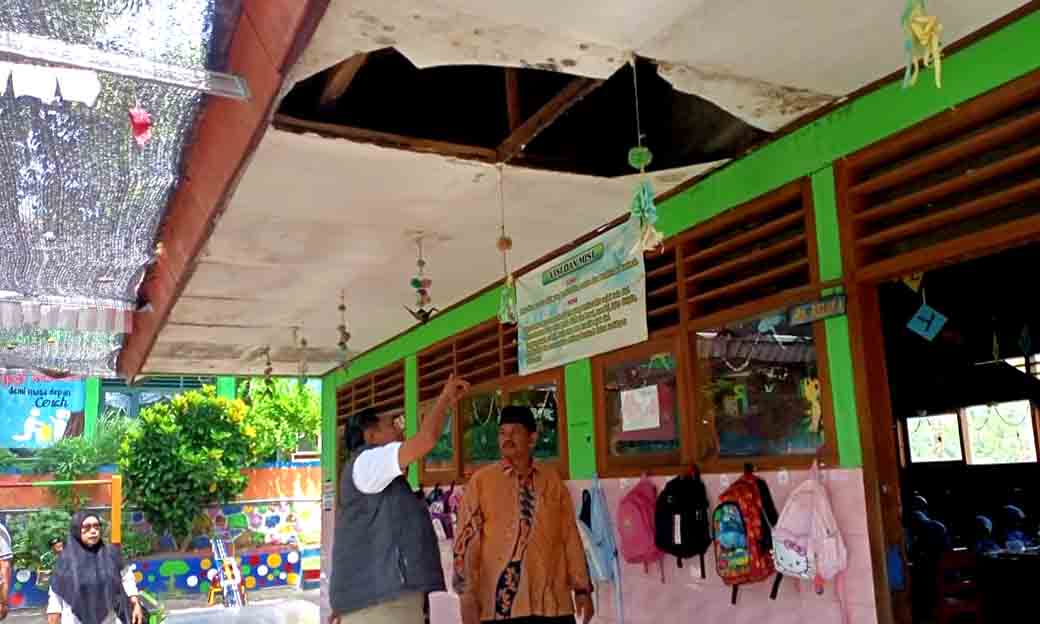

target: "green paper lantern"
[628,146,653,171]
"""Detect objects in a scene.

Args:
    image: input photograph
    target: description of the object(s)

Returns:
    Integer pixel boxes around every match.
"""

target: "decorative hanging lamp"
[496,165,518,325]
[626,54,663,256]
[902,0,944,89]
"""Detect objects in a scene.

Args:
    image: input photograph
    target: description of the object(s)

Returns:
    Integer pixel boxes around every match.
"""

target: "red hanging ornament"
[129,105,153,146]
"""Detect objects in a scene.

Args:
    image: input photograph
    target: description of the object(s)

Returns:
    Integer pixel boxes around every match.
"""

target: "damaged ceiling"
[141,0,1033,376]
[289,0,1030,131]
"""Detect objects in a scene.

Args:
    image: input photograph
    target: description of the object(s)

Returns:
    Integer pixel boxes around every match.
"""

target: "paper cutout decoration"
[620,384,662,432]
[629,178,663,255]
[907,304,947,341]
[902,0,943,89]
[802,377,823,432]
[128,105,153,146]
[902,272,924,292]
[499,274,518,325]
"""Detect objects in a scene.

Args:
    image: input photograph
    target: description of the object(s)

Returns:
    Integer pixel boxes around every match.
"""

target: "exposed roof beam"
[504,67,521,131]
[320,52,368,106]
[496,77,602,163]
[273,114,498,162]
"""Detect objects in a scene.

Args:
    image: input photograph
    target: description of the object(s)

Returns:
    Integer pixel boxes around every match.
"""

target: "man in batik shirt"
[454,405,593,624]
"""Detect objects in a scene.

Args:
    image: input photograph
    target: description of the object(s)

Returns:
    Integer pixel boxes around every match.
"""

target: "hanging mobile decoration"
[495,165,519,325]
[405,236,438,324]
[128,104,153,146]
[297,330,309,383]
[263,346,273,380]
[1020,325,1032,358]
[337,290,352,367]
[902,0,944,89]
[625,55,663,256]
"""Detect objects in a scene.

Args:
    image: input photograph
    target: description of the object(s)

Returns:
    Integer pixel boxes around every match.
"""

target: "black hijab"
[50,512,133,624]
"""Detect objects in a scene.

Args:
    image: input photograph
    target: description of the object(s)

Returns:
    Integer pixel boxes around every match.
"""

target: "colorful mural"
[0,373,84,449]
[8,547,304,610]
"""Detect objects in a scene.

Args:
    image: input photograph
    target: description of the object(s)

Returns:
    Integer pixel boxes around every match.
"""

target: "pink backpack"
[617,477,665,580]
[773,462,849,622]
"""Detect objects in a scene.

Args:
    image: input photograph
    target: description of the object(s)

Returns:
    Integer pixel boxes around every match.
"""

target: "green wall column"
[565,359,597,479]
[215,376,237,399]
[84,377,101,440]
[405,355,419,487]
[321,369,346,483]
[811,167,863,467]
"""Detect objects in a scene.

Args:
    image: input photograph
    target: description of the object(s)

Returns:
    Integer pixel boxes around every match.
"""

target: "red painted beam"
[117,0,331,380]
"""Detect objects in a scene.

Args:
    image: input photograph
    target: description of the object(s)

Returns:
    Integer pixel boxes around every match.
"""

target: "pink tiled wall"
[427,469,878,624]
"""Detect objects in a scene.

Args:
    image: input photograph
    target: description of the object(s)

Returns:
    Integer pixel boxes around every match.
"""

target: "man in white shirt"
[329,374,469,624]
[0,520,13,620]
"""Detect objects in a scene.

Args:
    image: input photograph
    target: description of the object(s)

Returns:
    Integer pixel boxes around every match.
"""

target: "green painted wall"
[321,368,341,483]
[215,376,237,400]
[84,377,101,440]
[321,12,1040,476]
[404,355,419,487]
[564,359,597,479]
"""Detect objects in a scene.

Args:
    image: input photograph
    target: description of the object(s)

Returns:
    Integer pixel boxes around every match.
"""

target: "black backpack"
[654,469,712,578]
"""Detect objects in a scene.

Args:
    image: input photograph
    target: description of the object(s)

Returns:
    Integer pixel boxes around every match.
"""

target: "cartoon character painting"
[11,407,70,444]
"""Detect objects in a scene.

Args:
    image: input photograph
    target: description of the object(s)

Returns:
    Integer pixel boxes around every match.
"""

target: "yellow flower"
[209,482,217,493]
[243,425,257,439]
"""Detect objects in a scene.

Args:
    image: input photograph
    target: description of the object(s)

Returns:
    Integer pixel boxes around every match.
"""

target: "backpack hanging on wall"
[773,461,849,623]
[713,467,780,604]
[617,475,665,581]
[655,467,712,578]
[426,483,455,541]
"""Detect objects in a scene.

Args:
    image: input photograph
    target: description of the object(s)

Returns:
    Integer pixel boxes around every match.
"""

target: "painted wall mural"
[0,373,84,448]
[6,547,303,610]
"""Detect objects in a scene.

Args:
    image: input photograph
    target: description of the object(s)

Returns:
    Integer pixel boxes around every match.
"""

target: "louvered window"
[645,243,680,333]
[680,181,815,319]
[416,320,563,484]
[840,75,1040,276]
[336,362,405,426]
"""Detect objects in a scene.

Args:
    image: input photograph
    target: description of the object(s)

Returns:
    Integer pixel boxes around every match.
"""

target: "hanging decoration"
[294,328,309,382]
[901,272,924,292]
[495,165,518,325]
[1020,325,1032,358]
[128,104,153,146]
[993,317,1001,362]
[625,55,663,256]
[262,346,273,380]
[337,290,352,367]
[902,0,944,89]
[405,236,438,324]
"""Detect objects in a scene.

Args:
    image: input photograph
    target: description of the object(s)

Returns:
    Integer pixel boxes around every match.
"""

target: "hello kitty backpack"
[773,462,849,623]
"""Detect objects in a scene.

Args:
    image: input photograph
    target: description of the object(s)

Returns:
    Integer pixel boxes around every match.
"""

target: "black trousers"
[482,617,577,624]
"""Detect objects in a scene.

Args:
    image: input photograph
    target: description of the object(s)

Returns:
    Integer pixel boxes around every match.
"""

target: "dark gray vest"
[329,445,445,614]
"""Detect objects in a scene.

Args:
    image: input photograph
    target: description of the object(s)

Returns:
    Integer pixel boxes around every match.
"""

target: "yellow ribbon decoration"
[904,4,943,88]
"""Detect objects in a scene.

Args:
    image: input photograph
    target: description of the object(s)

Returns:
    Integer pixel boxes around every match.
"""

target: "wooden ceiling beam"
[320,52,369,107]
[504,67,522,131]
[496,77,601,163]
[273,114,498,162]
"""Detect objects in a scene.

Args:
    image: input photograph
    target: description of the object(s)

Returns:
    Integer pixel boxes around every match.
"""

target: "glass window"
[964,401,1038,465]
[907,414,963,463]
[695,309,824,458]
[509,381,561,461]
[461,388,502,468]
[602,350,681,459]
[420,398,456,473]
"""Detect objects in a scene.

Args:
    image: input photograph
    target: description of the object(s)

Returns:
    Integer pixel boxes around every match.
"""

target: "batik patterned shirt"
[453,461,591,621]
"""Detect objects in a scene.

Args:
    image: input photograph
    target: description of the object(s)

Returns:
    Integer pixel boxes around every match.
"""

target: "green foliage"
[32,412,136,510]
[238,378,320,462]
[0,447,17,470]
[108,516,154,560]
[10,508,70,570]
[119,386,260,549]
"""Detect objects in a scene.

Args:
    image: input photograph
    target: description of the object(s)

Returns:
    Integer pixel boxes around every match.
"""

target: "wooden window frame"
[590,179,839,476]
[335,361,406,487]
[418,366,569,485]
[592,334,692,477]
[900,402,1040,467]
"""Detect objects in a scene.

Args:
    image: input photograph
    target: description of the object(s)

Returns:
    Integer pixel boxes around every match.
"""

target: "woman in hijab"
[47,512,143,624]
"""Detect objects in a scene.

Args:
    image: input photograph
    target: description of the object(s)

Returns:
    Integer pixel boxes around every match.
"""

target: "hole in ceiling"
[276,49,767,178]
